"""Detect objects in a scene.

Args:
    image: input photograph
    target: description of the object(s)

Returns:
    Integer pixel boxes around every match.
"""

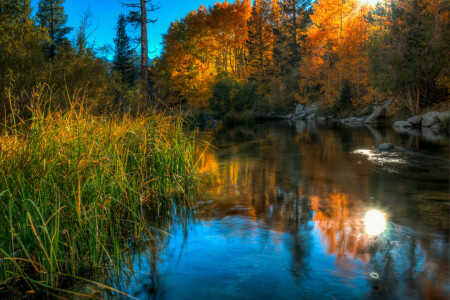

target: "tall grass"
[0,91,198,296]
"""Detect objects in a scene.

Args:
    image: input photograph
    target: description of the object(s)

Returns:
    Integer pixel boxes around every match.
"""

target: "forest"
[0,0,449,298]
[152,0,448,120]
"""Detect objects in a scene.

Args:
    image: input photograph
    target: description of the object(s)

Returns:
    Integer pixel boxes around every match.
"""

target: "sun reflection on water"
[364,209,387,236]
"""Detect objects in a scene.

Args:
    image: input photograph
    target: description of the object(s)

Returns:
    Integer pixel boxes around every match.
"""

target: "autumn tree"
[36,0,72,59]
[299,0,373,107]
[369,0,449,114]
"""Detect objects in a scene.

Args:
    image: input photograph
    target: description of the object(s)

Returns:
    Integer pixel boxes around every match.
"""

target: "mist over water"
[80,121,449,299]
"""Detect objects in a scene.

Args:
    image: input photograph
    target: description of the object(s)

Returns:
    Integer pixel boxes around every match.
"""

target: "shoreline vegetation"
[0,90,199,297]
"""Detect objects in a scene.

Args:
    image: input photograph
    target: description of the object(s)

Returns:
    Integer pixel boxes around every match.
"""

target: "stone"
[294,112,306,120]
[407,115,422,126]
[304,103,318,114]
[377,143,394,151]
[439,111,450,122]
[295,104,304,114]
[421,111,440,127]
[306,113,316,120]
[317,117,326,122]
[393,121,412,128]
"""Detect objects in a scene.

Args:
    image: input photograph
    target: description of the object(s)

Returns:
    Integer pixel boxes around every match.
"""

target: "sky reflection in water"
[82,122,449,300]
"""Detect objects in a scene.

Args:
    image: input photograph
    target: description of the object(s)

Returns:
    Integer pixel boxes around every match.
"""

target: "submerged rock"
[377,143,395,151]
[393,121,412,128]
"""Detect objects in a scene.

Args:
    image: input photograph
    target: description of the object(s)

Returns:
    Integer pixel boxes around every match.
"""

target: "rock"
[421,111,440,127]
[439,111,450,122]
[317,117,326,122]
[304,103,318,114]
[377,143,395,151]
[364,99,393,124]
[306,113,316,120]
[295,104,304,114]
[393,121,412,128]
[286,113,293,119]
[294,112,306,120]
[407,115,422,126]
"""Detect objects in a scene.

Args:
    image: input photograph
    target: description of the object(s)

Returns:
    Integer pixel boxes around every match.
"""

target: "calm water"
[82,121,449,300]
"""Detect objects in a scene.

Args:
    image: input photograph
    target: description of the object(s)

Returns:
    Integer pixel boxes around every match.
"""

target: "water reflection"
[364,210,387,236]
[76,122,449,299]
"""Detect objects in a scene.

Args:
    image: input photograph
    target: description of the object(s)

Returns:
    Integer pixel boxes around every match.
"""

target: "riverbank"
[0,104,199,297]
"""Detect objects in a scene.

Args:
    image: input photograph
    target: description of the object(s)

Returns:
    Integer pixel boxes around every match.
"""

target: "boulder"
[306,113,316,120]
[294,112,306,120]
[304,103,318,114]
[393,121,412,128]
[422,111,440,127]
[295,104,304,114]
[317,117,326,122]
[377,143,395,151]
[407,115,422,126]
[439,111,450,122]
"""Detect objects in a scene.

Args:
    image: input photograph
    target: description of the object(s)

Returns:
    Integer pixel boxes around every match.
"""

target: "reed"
[0,90,198,296]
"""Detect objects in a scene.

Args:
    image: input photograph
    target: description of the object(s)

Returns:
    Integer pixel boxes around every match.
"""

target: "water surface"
[83,121,450,299]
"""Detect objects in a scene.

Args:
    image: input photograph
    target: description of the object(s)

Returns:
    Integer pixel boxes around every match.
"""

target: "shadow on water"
[74,121,449,299]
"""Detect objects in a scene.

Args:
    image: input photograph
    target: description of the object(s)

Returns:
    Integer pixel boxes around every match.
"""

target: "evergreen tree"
[280,0,310,70]
[246,0,274,95]
[36,0,72,59]
[113,14,136,85]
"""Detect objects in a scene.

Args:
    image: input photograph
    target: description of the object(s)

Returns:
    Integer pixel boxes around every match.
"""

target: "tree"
[280,0,310,70]
[369,0,449,114]
[36,0,72,60]
[0,0,31,22]
[123,0,159,105]
[113,13,136,85]
[246,0,274,95]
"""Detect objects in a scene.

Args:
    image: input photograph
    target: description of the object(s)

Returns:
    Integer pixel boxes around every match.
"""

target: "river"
[77,121,449,300]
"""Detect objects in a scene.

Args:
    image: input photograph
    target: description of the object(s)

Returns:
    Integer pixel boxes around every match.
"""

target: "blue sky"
[30,0,219,59]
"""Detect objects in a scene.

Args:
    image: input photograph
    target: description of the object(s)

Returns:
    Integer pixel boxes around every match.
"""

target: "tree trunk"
[140,0,149,105]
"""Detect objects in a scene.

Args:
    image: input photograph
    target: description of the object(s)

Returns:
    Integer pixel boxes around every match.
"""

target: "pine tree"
[280,0,310,70]
[36,0,71,59]
[113,14,137,86]
[246,0,274,95]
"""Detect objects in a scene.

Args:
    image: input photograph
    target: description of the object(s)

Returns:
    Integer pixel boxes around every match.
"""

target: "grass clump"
[0,97,198,295]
